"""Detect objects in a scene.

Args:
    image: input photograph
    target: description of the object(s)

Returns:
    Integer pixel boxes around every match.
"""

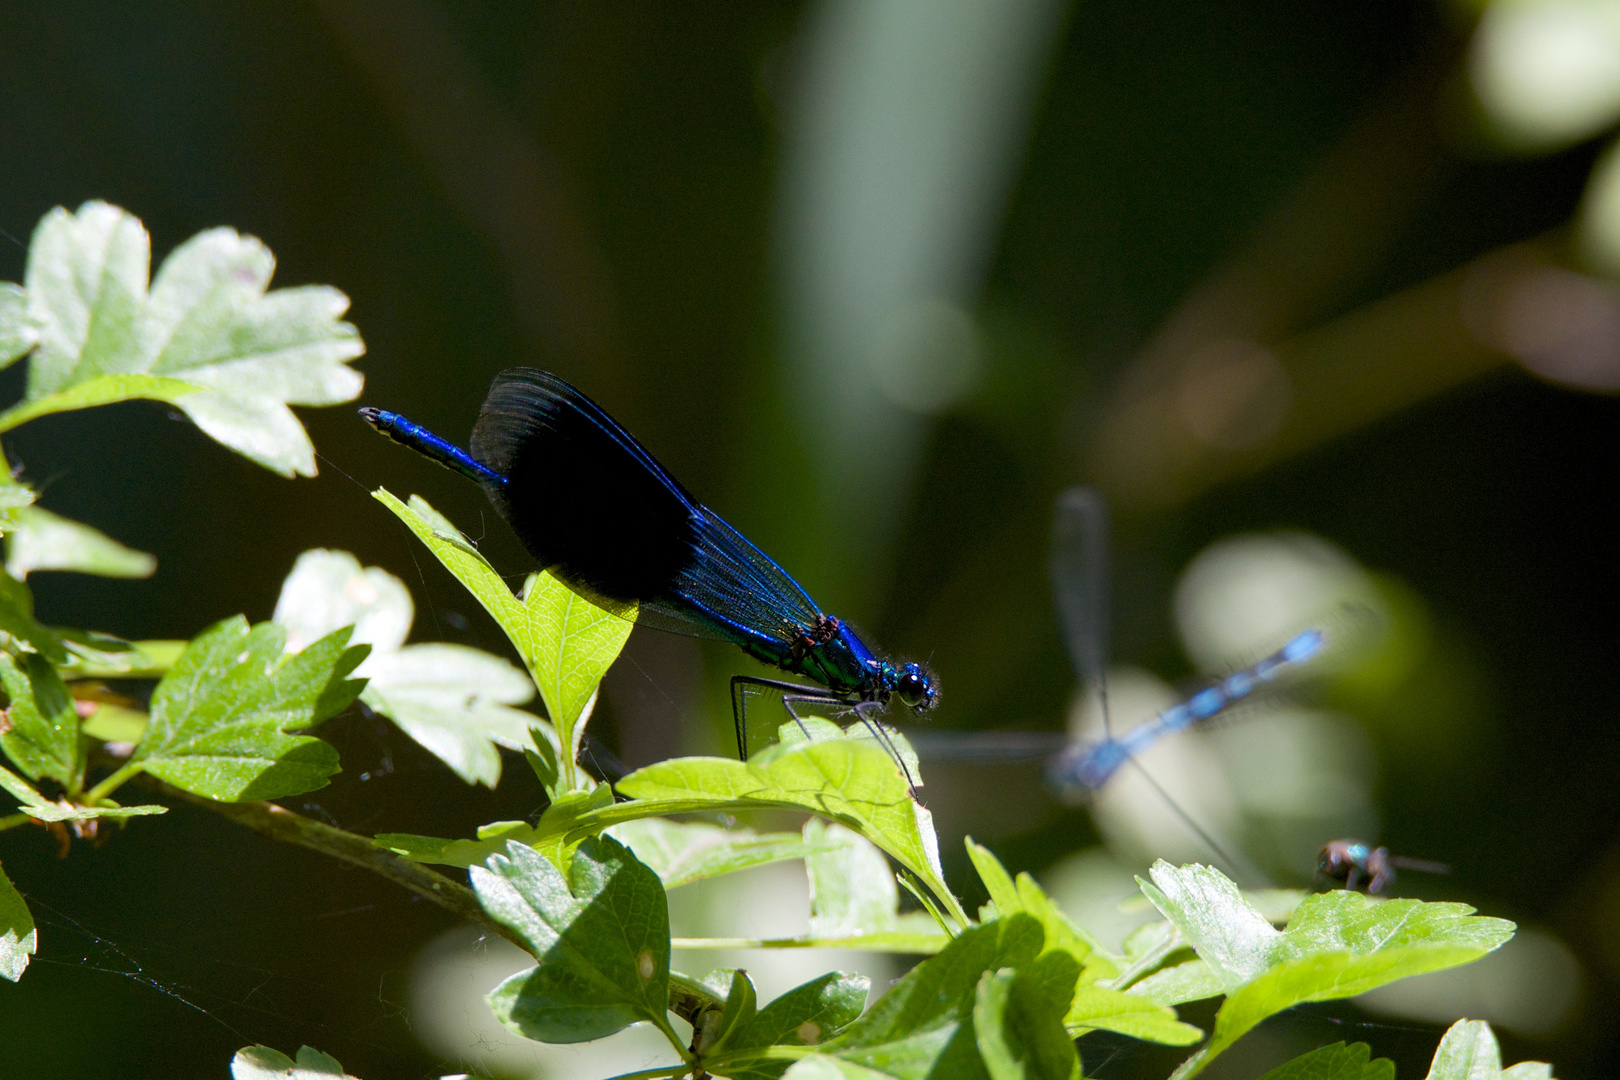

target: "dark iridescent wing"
[470,368,822,647]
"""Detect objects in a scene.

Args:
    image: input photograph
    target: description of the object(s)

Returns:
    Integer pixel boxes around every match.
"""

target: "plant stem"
[82,760,145,805]
[0,811,33,831]
[136,776,530,952]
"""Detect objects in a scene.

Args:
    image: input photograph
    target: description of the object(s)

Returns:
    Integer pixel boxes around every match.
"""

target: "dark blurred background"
[3,1,1620,1077]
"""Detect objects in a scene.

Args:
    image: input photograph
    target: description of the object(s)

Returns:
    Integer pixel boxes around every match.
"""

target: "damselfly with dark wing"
[362,368,937,763]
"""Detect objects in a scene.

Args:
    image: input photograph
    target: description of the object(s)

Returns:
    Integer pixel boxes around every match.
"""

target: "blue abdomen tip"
[1283,629,1326,663]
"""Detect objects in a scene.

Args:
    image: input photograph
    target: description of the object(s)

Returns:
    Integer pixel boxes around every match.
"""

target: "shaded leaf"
[0,570,66,663]
[16,202,364,475]
[0,651,83,789]
[782,1058,900,1080]
[0,478,35,536]
[133,618,365,801]
[0,862,36,982]
[475,837,675,1044]
[272,548,544,787]
[974,964,1081,1080]
[372,490,631,792]
[820,915,1046,1077]
[5,506,155,580]
[1256,1042,1394,1080]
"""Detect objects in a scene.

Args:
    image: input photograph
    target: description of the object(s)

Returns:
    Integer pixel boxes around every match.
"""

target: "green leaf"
[1138,862,1516,1079]
[0,651,83,789]
[21,801,165,822]
[474,836,676,1045]
[0,373,202,432]
[610,721,965,926]
[1423,1020,1553,1080]
[0,570,66,664]
[80,702,147,743]
[973,965,1081,1080]
[965,838,1110,976]
[371,490,632,792]
[16,202,364,475]
[56,637,184,679]
[230,1044,356,1079]
[5,506,155,580]
[272,548,546,787]
[782,1058,899,1080]
[821,914,1046,1077]
[608,817,840,890]
[742,972,872,1049]
[132,618,365,801]
[1256,1042,1394,1080]
[374,783,615,869]
[0,282,37,368]
[0,478,36,536]
[696,967,759,1058]
[0,862,37,982]
[1124,958,1224,1008]
[801,819,947,949]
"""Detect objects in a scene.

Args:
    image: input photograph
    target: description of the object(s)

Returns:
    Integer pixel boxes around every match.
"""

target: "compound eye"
[896,670,928,708]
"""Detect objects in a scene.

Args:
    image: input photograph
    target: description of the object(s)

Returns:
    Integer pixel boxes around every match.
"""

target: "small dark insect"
[1317,839,1449,894]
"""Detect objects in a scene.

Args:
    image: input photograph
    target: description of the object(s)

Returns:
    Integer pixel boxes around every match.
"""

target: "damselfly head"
[895,662,939,711]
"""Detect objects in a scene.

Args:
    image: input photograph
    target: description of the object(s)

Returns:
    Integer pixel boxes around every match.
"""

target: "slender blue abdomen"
[1047,629,1327,793]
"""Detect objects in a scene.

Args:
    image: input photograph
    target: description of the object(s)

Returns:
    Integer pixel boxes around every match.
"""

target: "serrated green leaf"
[782,1058,899,1080]
[132,618,365,801]
[0,861,36,982]
[820,915,1046,1078]
[21,800,165,822]
[743,972,871,1050]
[56,636,184,679]
[1256,1041,1394,1080]
[0,373,201,433]
[474,837,676,1045]
[0,570,66,664]
[0,478,35,535]
[17,202,363,475]
[0,282,37,368]
[1140,862,1515,1079]
[0,651,83,789]
[608,722,964,926]
[1124,958,1223,1008]
[974,963,1082,1080]
[372,490,631,792]
[1423,1020,1553,1080]
[966,838,1112,979]
[607,818,839,890]
[272,548,546,787]
[5,506,155,580]
[230,1044,356,1079]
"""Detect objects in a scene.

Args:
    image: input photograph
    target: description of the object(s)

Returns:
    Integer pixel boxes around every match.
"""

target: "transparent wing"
[1051,487,1111,733]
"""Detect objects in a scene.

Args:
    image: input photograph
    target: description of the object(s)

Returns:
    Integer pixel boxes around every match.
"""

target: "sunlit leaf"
[0,478,35,536]
[1423,1020,1553,1080]
[230,1045,357,1080]
[474,837,675,1045]
[0,282,37,368]
[371,490,631,792]
[10,202,364,474]
[132,618,365,801]
[1138,862,1515,1078]
[272,548,546,787]
[1255,1042,1393,1080]
[20,800,165,822]
[0,862,36,982]
[607,722,964,926]
[5,506,155,580]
